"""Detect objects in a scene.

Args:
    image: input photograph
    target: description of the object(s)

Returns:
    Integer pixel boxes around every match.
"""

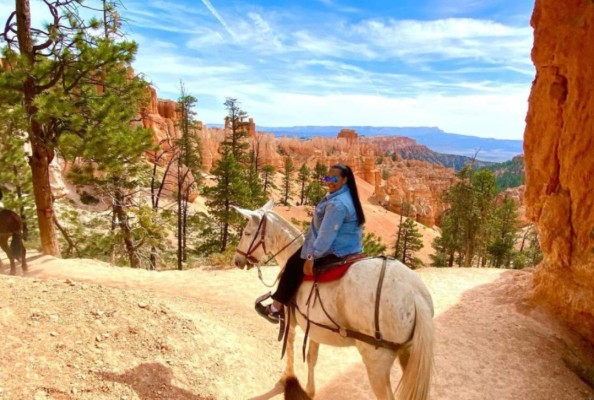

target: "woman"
[256,163,366,323]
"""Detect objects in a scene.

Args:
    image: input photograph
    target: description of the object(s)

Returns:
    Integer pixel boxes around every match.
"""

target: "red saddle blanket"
[303,254,368,283]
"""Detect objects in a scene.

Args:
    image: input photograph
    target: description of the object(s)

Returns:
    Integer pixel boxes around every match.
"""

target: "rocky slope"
[365,136,495,171]
[525,0,594,345]
[483,155,525,191]
[259,126,523,162]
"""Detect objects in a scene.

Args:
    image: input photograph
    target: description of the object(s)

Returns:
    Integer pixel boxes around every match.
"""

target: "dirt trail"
[1,253,593,400]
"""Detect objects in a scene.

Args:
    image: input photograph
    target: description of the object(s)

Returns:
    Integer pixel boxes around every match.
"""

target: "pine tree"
[204,149,250,252]
[222,98,250,161]
[298,163,310,205]
[394,218,424,269]
[58,2,154,267]
[524,226,543,266]
[363,232,387,256]
[305,181,326,205]
[203,98,255,254]
[175,85,202,270]
[312,161,328,181]
[60,61,153,267]
[1,0,140,256]
[487,197,519,268]
[245,149,266,208]
[304,161,328,205]
[282,156,295,206]
[393,201,412,259]
[0,109,34,240]
[470,169,498,267]
[261,165,278,194]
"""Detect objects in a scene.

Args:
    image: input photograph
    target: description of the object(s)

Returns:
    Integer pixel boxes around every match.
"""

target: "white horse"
[233,200,434,400]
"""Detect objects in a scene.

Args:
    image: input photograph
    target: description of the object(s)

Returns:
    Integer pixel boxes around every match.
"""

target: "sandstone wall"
[525,0,594,344]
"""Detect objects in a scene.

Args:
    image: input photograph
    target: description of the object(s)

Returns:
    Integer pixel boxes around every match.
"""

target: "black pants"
[272,246,340,305]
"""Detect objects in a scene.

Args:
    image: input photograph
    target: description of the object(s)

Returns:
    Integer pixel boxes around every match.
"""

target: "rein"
[235,212,304,288]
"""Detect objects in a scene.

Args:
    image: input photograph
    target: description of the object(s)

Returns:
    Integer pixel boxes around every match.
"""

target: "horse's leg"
[283,311,297,379]
[305,340,319,398]
[247,380,284,400]
[357,343,397,400]
[19,235,27,273]
[398,347,411,372]
[0,236,15,275]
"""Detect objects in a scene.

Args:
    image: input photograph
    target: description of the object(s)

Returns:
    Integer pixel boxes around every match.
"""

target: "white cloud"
[200,0,236,39]
[350,18,532,65]
[122,3,533,140]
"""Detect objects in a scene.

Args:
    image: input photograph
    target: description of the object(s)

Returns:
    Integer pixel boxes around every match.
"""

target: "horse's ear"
[232,205,256,220]
[262,199,274,211]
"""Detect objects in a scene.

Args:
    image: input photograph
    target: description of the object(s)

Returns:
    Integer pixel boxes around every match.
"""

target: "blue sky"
[1,0,536,139]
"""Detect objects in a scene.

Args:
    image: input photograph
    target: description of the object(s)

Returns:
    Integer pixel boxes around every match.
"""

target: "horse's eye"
[245,232,252,236]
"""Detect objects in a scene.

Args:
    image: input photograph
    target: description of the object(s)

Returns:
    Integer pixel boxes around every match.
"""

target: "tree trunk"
[17,0,60,256]
[29,139,61,256]
[463,235,474,268]
[109,204,117,265]
[448,251,455,268]
[177,174,183,270]
[114,186,140,268]
[14,166,28,240]
[402,234,408,264]
[221,198,230,252]
[263,172,269,193]
[54,214,79,258]
[520,230,529,252]
[182,197,188,264]
[394,206,404,259]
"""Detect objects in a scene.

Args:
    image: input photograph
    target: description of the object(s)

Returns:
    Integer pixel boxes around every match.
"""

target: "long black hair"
[331,163,366,226]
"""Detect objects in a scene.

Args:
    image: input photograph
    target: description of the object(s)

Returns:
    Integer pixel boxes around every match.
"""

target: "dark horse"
[0,209,27,275]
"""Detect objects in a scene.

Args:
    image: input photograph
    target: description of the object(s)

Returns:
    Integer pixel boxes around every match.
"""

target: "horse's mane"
[267,210,303,238]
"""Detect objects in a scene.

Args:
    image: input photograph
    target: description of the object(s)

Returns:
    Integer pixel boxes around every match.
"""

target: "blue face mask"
[324,175,339,183]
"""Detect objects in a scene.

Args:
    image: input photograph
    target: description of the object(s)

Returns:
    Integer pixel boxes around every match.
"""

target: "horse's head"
[232,199,275,270]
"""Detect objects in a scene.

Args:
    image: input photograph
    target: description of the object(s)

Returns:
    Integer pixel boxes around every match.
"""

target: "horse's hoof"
[10,271,16,276]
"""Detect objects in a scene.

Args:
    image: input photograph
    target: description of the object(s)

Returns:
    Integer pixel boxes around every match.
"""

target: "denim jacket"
[301,185,363,259]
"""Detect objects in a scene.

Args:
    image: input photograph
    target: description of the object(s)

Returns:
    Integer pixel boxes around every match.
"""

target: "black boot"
[255,302,284,324]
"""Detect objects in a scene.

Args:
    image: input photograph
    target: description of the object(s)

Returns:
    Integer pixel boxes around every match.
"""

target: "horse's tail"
[395,296,434,400]
[284,376,311,400]
[11,232,23,261]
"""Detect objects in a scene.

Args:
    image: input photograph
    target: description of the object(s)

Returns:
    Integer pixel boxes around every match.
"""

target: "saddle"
[303,253,369,283]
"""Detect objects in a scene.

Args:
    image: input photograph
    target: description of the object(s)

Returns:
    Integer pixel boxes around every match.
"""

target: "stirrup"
[255,302,284,324]
[255,291,272,305]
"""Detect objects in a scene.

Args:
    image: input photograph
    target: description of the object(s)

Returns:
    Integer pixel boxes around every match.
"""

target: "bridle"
[235,211,304,287]
[235,212,269,266]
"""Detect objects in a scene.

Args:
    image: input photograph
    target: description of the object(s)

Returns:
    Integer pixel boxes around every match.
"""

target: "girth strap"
[293,301,402,352]
[293,256,403,355]
[374,257,388,346]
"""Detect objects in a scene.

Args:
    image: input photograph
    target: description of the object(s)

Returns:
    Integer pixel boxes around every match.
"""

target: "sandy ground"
[0,252,593,400]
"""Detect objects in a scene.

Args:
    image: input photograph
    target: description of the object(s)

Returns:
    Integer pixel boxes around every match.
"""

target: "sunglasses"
[324,175,340,183]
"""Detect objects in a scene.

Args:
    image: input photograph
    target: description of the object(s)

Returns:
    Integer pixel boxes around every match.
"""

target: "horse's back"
[301,257,433,346]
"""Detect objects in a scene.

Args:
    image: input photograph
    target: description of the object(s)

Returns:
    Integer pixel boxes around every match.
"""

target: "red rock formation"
[141,101,452,227]
[374,160,456,227]
[337,128,358,142]
[495,185,529,227]
[142,88,201,201]
[525,0,594,344]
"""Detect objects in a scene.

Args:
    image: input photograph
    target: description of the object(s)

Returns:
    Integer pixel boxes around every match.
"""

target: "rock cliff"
[525,0,594,344]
